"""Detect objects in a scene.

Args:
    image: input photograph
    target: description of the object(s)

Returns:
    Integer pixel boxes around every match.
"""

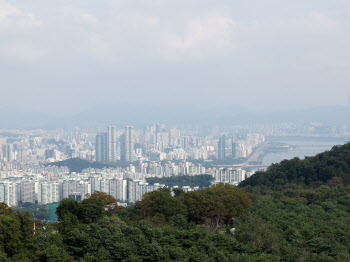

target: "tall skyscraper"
[217,134,226,160]
[121,126,134,162]
[95,133,107,162]
[107,126,117,162]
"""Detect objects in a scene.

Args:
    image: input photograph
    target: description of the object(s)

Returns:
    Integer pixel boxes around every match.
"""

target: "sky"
[0,0,349,116]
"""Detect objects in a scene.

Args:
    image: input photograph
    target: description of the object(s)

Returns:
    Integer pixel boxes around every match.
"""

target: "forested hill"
[46,158,141,173]
[239,142,350,189]
[45,158,114,173]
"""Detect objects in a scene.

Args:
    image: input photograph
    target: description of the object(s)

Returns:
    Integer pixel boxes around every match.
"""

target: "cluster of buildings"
[0,163,256,207]
[0,125,266,207]
[217,133,265,160]
[94,125,265,163]
[0,125,265,168]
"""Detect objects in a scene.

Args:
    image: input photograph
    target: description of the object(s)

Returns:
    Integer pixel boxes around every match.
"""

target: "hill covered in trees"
[44,158,113,173]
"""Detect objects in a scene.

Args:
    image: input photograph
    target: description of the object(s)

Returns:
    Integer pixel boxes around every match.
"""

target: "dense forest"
[3,143,350,261]
[146,175,213,188]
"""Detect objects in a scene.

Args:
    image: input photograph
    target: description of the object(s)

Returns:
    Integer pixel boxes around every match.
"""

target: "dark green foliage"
[64,220,279,261]
[56,198,79,220]
[131,189,188,224]
[0,215,22,257]
[41,246,73,262]
[87,191,119,216]
[12,202,50,220]
[77,198,104,223]
[172,188,185,197]
[236,196,350,261]
[0,194,272,261]
[0,203,13,216]
[235,213,282,255]
[147,174,214,188]
[96,216,128,234]
[170,214,188,229]
[56,213,79,236]
[182,183,252,227]
[121,184,252,228]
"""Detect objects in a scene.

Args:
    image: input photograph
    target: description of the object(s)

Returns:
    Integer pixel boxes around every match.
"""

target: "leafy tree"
[42,246,73,262]
[0,203,13,216]
[0,215,22,257]
[86,191,119,216]
[235,213,281,255]
[56,198,79,220]
[56,213,79,236]
[173,188,185,197]
[183,183,252,227]
[77,198,104,223]
[97,216,127,234]
[170,214,188,229]
[134,189,187,224]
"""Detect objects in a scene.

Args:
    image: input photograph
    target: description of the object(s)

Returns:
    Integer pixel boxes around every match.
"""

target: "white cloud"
[0,42,46,60]
[96,8,241,61]
[75,13,99,25]
[89,33,112,60]
[291,11,337,32]
[157,12,240,59]
[0,0,41,30]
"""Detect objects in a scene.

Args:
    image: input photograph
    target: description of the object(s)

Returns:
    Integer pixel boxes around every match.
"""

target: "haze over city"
[1,0,350,120]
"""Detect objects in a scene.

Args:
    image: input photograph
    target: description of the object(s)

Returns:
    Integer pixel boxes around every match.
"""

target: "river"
[262,137,348,166]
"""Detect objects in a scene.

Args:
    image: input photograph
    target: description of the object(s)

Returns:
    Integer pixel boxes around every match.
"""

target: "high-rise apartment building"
[107,126,117,162]
[0,182,20,207]
[2,144,13,162]
[95,133,107,162]
[20,180,35,203]
[217,134,226,160]
[39,182,60,204]
[121,126,134,162]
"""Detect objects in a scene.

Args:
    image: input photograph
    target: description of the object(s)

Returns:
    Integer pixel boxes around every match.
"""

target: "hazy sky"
[1,0,349,116]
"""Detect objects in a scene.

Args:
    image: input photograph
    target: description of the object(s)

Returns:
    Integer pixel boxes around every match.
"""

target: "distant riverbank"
[262,136,348,166]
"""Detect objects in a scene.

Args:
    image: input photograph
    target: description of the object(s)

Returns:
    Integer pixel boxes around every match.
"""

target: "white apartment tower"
[0,182,20,207]
[121,126,134,162]
[107,126,117,162]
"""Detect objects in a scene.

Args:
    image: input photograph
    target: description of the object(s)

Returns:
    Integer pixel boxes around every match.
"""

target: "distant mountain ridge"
[0,105,347,129]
